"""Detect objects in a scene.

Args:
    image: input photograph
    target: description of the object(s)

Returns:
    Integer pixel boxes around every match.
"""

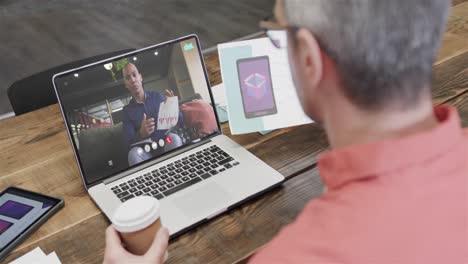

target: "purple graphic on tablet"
[244,73,268,99]
[0,219,13,235]
[237,56,277,118]
[0,200,33,220]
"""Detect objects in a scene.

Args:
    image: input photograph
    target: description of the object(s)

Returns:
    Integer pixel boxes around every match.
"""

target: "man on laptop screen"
[56,40,218,183]
[121,62,184,166]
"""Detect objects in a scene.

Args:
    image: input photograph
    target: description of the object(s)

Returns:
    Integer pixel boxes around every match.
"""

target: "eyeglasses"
[259,19,287,49]
[259,18,298,49]
[261,17,336,63]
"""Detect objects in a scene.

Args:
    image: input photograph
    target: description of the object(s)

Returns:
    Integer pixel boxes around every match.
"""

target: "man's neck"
[323,96,439,149]
[133,92,145,104]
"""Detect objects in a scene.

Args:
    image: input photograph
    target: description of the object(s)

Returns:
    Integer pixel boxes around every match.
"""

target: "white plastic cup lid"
[112,196,160,233]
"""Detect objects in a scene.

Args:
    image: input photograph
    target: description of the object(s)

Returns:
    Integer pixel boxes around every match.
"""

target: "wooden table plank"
[447,2,468,39]
[435,33,468,65]
[453,0,468,7]
[0,106,71,176]
[432,51,468,105]
[3,167,324,264]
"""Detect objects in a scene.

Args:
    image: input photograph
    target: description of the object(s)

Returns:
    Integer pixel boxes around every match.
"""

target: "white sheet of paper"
[218,34,313,135]
[157,96,179,130]
[9,247,62,264]
[9,247,46,264]
[211,83,226,107]
[44,252,62,264]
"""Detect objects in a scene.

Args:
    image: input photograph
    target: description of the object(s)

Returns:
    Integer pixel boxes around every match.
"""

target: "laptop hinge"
[102,139,213,185]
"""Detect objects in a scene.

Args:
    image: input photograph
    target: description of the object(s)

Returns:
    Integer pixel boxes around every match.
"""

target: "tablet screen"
[0,188,61,251]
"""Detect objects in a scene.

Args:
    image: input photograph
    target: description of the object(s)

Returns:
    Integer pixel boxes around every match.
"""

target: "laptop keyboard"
[110,145,239,202]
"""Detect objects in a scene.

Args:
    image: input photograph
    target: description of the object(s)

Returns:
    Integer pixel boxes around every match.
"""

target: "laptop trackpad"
[173,182,232,219]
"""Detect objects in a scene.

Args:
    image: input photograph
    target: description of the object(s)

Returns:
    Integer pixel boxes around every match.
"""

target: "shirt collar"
[130,91,147,105]
[318,105,464,189]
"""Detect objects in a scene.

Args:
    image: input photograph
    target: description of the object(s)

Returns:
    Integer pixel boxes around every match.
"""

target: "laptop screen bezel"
[52,34,222,188]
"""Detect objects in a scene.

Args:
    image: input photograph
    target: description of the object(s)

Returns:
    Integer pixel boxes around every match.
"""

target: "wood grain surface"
[432,51,468,105]
[0,1,467,263]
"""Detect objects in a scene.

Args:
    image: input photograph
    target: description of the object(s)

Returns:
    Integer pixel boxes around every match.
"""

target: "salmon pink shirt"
[250,106,468,263]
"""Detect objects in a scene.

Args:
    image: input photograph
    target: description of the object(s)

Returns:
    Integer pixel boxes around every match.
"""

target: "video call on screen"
[54,37,219,184]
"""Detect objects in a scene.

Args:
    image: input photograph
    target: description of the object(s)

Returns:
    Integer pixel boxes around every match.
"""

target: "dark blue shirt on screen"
[122,90,183,149]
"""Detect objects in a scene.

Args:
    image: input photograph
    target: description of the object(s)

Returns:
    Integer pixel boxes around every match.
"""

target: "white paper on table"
[9,247,62,264]
[157,96,179,130]
[218,34,313,135]
[211,83,226,107]
[44,252,62,264]
[9,247,46,264]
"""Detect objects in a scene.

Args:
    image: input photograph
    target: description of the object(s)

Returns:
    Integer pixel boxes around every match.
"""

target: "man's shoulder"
[122,102,133,112]
[122,99,139,115]
[146,90,163,99]
[248,196,338,263]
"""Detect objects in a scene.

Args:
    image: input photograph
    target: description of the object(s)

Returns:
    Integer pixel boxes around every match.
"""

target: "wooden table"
[1,2,467,263]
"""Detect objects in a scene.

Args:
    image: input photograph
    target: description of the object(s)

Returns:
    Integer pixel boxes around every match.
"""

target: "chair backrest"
[7,48,135,116]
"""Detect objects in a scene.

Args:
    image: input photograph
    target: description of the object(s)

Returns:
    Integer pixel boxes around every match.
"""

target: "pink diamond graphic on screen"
[0,219,13,235]
[244,73,267,99]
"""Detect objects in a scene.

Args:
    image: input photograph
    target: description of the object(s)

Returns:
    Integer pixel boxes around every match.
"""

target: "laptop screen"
[53,36,220,185]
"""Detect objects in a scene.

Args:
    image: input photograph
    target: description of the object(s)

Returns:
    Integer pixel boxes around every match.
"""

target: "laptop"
[52,35,284,236]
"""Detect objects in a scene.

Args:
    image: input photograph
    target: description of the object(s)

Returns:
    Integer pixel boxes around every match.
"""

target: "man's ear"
[294,28,323,88]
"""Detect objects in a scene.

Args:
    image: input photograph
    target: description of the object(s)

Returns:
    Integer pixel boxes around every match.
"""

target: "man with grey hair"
[103,0,467,263]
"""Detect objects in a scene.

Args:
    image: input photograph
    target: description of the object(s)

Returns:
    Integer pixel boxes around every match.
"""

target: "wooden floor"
[0,0,274,115]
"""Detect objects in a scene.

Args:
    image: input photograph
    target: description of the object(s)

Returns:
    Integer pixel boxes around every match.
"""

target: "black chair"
[7,48,135,116]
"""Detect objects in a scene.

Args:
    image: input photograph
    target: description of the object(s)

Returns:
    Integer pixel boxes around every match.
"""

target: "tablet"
[237,56,278,119]
[0,187,64,262]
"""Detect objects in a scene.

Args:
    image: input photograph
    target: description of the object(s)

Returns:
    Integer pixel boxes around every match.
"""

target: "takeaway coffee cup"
[112,196,167,258]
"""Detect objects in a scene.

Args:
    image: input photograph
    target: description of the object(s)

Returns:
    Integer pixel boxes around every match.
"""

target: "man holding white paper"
[121,63,184,166]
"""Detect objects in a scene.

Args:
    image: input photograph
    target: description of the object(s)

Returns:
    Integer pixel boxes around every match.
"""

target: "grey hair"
[284,0,451,110]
